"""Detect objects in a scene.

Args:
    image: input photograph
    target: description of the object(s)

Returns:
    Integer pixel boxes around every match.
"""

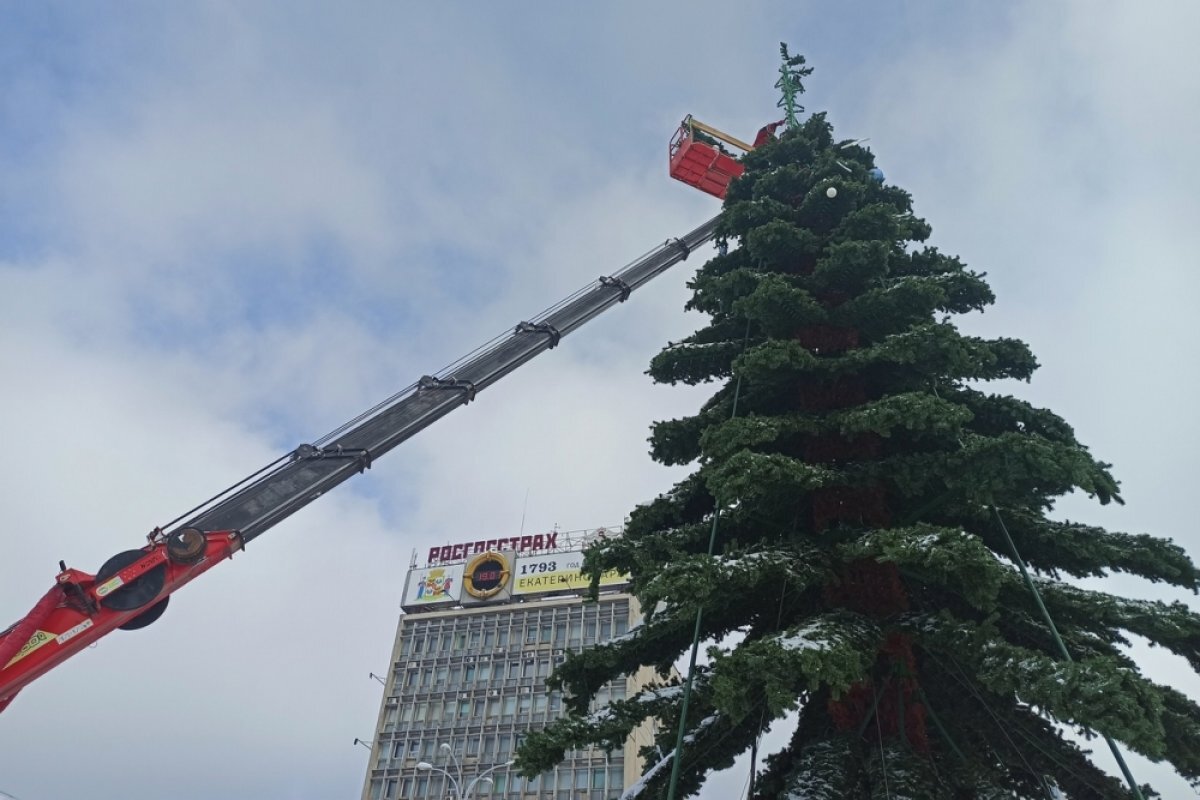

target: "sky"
[0,1,1197,798]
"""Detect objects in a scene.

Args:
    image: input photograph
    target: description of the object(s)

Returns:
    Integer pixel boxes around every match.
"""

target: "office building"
[361,527,652,800]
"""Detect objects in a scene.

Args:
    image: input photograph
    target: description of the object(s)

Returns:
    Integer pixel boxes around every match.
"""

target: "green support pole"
[991,507,1145,800]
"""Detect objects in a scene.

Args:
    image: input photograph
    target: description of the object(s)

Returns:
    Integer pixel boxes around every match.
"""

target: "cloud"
[1,2,1197,799]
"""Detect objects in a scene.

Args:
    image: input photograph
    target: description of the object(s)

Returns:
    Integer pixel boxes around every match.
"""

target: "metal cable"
[665,317,753,800]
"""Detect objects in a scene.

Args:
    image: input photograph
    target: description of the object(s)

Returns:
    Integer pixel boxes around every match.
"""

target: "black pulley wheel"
[95,549,167,612]
[166,527,207,565]
[118,597,170,630]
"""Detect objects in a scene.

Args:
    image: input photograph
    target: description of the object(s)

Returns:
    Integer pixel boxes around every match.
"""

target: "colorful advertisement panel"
[512,552,629,596]
[402,563,464,610]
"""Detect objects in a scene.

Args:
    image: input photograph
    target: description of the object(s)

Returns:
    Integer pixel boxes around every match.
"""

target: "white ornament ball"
[826,186,838,198]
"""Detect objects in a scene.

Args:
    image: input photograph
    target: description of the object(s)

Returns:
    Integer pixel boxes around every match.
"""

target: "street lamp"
[416,755,516,799]
[353,738,374,750]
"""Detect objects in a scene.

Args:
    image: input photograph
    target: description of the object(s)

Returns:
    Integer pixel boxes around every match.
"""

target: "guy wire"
[665,317,753,800]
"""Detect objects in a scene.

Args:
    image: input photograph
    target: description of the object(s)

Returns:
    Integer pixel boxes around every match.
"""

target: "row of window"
[400,611,630,658]
[398,655,559,691]
[369,766,625,800]
[380,682,626,732]
[376,732,620,769]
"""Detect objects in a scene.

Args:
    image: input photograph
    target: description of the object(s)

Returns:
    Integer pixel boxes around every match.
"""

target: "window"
[498,630,509,647]
[609,767,623,793]
[415,777,428,797]
[600,620,612,640]
[369,779,383,800]
[537,658,551,678]
[592,768,606,789]
[478,663,491,681]
[464,665,476,683]
[400,778,413,797]
[421,668,433,686]
[473,699,485,719]
[498,733,512,758]
[540,624,552,643]
[484,630,495,647]
[401,704,414,722]
[508,662,520,679]
[555,622,566,643]
[487,697,500,719]
[467,736,480,756]
[469,630,481,648]
[615,618,628,636]
[502,696,516,717]
[518,695,532,715]
[413,636,424,654]
[414,703,427,722]
[437,666,449,684]
[455,632,467,650]
[406,670,418,687]
[585,621,597,641]
[525,626,537,644]
[522,659,535,679]
[576,769,589,790]
[384,778,397,799]
[533,695,547,717]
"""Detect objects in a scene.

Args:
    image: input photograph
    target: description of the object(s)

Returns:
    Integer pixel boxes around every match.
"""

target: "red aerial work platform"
[669,115,753,199]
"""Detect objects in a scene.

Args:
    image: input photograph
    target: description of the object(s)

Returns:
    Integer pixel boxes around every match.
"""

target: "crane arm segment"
[185,215,719,543]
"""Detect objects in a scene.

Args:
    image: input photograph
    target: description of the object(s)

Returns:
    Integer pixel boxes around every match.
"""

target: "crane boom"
[0,215,720,709]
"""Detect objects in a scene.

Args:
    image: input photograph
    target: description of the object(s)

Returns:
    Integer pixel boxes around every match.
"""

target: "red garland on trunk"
[794,319,929,753]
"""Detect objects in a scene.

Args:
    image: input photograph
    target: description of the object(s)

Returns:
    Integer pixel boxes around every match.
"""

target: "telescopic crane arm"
[0,216,720,711]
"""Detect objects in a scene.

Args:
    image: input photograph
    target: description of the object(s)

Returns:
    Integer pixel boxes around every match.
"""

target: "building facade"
[361,529,650,800]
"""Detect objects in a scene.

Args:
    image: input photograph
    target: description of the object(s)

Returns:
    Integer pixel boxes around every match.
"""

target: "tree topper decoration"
[776,43,814,129]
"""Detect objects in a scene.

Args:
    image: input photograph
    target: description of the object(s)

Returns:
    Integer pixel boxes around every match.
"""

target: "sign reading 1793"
[512,553,628,596]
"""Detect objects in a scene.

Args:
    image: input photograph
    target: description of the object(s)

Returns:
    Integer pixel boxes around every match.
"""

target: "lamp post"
[416,744,515,800]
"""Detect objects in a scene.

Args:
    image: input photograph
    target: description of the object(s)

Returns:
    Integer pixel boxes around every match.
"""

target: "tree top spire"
[776,43,814,129]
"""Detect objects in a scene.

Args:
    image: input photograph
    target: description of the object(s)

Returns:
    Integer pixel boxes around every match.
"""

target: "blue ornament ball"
[868,167,885,184]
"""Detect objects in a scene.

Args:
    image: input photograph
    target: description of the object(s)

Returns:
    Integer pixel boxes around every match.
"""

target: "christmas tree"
[516,49,1200,799]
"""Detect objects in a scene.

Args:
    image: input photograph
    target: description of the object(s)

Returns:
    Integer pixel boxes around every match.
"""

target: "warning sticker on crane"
[4,630,55,669]
[55,619,94,645]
